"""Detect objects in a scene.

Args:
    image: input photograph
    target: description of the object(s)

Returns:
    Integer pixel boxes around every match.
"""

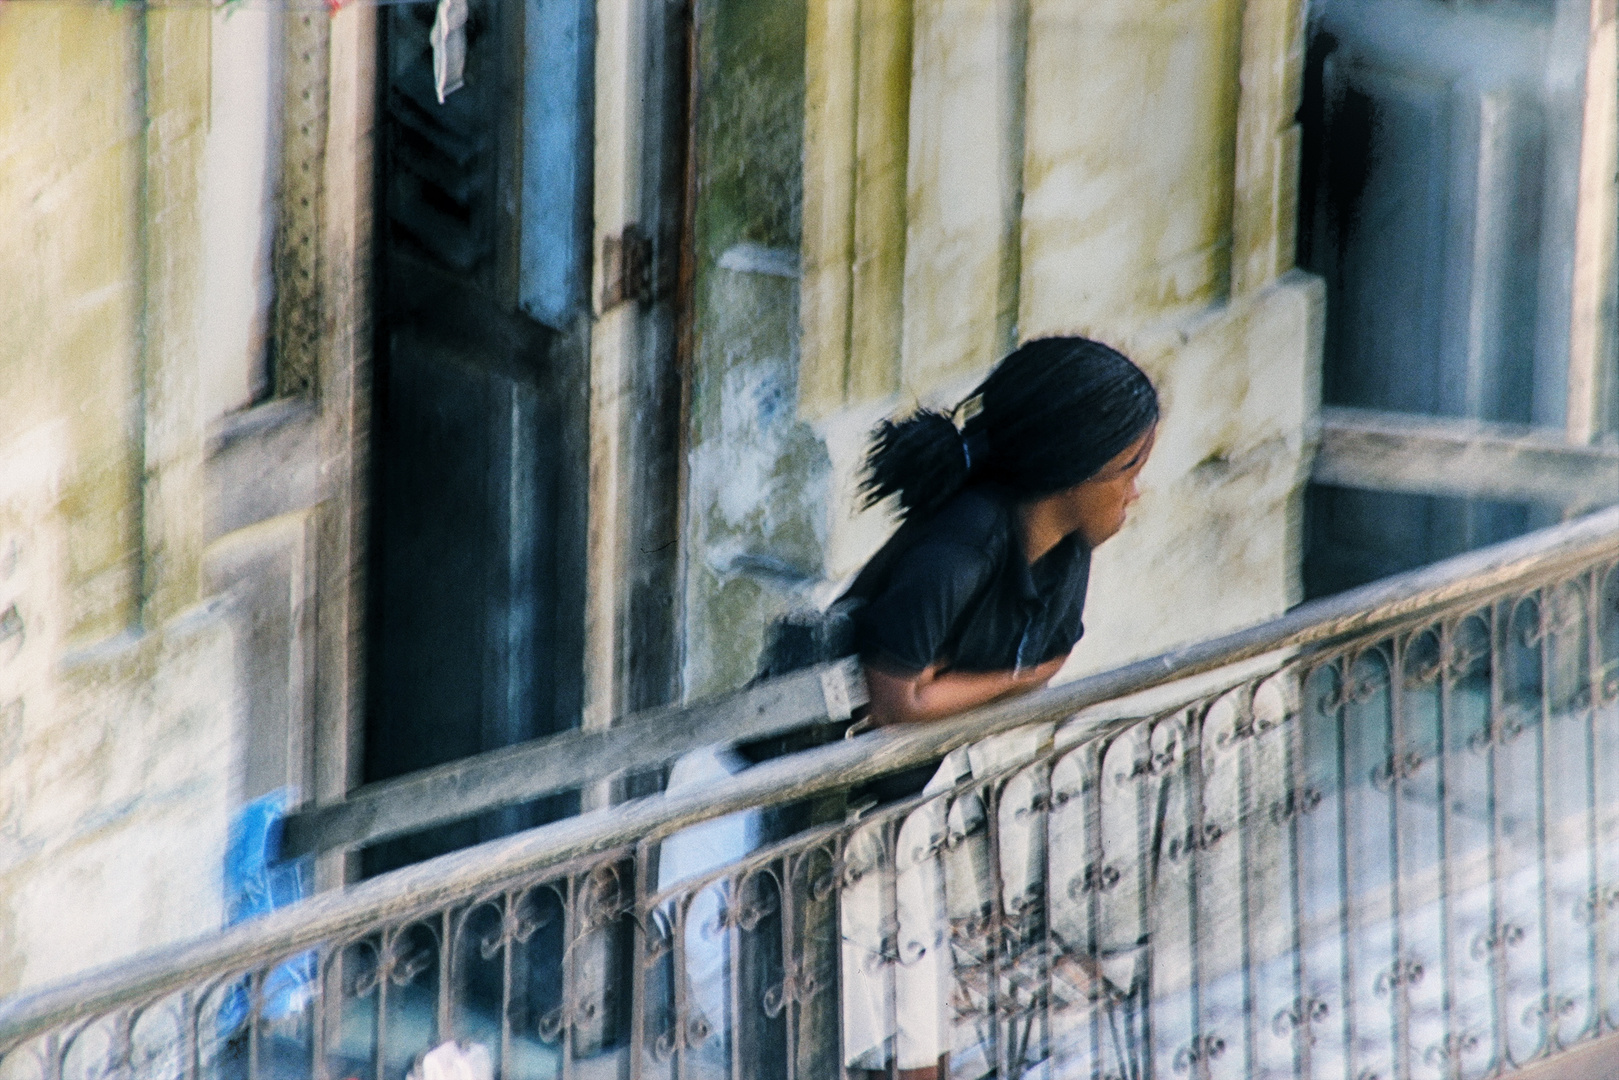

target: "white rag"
[409,1041,492,1080]
[429,0,467,104]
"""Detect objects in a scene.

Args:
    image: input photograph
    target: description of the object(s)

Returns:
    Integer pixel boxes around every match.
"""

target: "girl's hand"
[1012,654,1066,687]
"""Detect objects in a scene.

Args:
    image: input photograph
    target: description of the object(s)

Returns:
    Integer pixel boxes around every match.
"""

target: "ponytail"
[858,408,971,520]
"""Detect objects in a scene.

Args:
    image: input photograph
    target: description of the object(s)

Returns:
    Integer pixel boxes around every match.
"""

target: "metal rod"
[1488,600,1510,1071]
[1284,671,1310,1080]
[1586,569,1608,1036]
[561,877,577,1080]
[778,856,796,1080]
[1330,656,1355,1080]
[1581,573,1602,1045]
[984,779,1007,1079]
[181,991,199,1080]
[672,893,690,1080]
[438,908,454,1054]
[1536,588,1556,1062]
[629,843,650,1080]
[1041,767,1056,1076]
[727,871,742,1080]
[373,931,388,1080]
[1389,636,1410,1080]
[880,820,898,1080]
[1435,619,1458,1080]
[1236,684,1259,1080]
[498,896,512,1080]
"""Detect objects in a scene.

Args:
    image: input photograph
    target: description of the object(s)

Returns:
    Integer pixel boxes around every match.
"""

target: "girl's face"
[1058,423,1156,548]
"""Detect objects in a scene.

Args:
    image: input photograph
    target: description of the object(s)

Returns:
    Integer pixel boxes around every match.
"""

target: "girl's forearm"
[865,655,1066,726]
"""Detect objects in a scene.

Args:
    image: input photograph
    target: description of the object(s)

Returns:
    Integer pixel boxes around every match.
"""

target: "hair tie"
[960,430,990,475]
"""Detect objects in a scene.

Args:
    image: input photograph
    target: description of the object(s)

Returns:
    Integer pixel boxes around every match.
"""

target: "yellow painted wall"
[0,7,242,993]
[1020,0,1244,339]
[0,12,145,644]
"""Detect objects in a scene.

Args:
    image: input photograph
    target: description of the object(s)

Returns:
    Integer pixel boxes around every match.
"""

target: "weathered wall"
[1012,0,1321,676]
[0,5,369,993]
[682,0,1323,694]
[680,0,827,697]
[0,8,232,993]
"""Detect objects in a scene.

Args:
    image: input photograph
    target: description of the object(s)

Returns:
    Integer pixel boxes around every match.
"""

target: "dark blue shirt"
[850,484,1091,674]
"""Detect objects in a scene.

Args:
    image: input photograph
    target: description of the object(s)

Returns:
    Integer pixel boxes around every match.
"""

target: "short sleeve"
[853,540,996,673]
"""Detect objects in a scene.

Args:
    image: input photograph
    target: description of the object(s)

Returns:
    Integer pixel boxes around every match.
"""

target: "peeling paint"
[685,342,832,695]
[682,0,823,697]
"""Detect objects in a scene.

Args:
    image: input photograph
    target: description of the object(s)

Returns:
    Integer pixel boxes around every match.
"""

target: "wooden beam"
[280,659,868,859]
[1313,406,1619,512]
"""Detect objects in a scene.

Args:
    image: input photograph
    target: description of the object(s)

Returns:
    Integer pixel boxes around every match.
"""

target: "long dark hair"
[860,336,1159,520]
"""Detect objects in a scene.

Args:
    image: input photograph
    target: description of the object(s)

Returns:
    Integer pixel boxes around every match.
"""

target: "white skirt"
[841,727,1055,1074]
[659,725,1058,1076]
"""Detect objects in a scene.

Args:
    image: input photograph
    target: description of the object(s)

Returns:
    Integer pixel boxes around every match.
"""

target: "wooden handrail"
[280,658,868,858]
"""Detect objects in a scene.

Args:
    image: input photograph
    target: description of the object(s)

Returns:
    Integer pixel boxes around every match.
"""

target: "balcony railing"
[1,507,1615,1080]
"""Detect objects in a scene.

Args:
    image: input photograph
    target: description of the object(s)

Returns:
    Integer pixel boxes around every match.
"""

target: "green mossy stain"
[695,0,806,255]
[684,0,825,698]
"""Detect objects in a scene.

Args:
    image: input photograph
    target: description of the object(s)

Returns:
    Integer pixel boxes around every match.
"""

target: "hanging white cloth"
[409,1041,492,1080]
[840,749,970,1073]
[429,0,467,104]
[657,744,765,1057]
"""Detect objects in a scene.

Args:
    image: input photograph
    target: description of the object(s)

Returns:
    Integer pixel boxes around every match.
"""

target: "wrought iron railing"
[1,508,1615,1080]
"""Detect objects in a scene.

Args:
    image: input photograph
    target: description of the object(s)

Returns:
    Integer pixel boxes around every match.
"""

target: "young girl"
[842,335,1159,1080]
[848,335,1156,721]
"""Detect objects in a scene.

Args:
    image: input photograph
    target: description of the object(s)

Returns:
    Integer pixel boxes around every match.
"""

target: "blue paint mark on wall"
[520,0,595,329]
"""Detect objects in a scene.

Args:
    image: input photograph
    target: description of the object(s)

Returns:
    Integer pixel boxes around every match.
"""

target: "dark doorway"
[364,0,593,874]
